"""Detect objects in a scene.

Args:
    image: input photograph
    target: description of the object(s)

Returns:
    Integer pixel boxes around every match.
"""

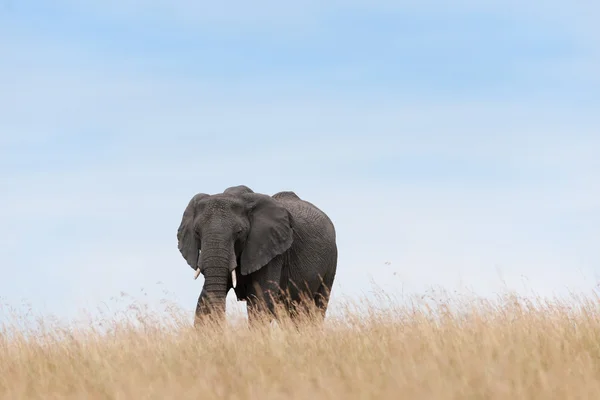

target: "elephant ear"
[240,193,293,276]
[177,193,209,269]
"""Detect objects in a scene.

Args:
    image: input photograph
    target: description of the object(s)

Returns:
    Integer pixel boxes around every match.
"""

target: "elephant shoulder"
[272,191,301,201]
[273,192,335,234]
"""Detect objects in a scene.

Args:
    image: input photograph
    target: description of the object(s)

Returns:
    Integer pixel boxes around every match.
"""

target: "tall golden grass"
[2,289,600,399]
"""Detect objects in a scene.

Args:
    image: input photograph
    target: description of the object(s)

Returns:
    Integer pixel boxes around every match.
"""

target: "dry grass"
[2,289,600,399]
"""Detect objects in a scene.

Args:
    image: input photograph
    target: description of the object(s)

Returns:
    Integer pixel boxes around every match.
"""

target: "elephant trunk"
[194,237,234,325]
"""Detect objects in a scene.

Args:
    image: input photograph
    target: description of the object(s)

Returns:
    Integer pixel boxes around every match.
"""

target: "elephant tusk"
[194,268,201,280]
[231,270,237,288]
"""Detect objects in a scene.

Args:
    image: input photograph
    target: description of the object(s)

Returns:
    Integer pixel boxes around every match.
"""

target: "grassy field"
[2,290,600,399]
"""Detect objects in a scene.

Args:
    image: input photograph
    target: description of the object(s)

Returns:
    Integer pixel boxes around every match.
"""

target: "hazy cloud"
[1,0,599,324]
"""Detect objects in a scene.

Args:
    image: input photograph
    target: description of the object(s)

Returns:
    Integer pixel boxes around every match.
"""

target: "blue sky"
[1,1,599,324]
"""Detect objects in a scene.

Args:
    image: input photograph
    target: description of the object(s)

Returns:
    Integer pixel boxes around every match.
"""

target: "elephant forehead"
[200,196,244,213]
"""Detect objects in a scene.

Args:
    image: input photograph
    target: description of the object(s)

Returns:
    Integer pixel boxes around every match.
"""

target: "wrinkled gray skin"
[177,185,338,326]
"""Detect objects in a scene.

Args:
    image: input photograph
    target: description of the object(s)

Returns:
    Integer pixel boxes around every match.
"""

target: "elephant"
[176,185,338,326]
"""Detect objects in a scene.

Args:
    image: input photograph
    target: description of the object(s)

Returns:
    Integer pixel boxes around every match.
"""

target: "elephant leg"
[245,255,284,327]
[246,296,274,327]
[194,288,220,328]
[314,270,335,321]
[284,268,335,324]
[283,270,335,324]
[193,294,204,327]
[247,285,280,327]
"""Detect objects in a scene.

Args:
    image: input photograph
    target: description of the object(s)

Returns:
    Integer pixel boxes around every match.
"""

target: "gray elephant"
[177,185,338,326]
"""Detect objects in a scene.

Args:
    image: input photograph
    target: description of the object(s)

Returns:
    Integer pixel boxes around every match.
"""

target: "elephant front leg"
[246,279,281,326]
[193,291,206,327]
[194,288,226,328]
[246,296,274,327]
[245,256,284,327]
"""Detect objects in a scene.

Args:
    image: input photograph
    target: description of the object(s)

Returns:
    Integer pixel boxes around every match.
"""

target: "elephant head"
[177,185,294,321]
